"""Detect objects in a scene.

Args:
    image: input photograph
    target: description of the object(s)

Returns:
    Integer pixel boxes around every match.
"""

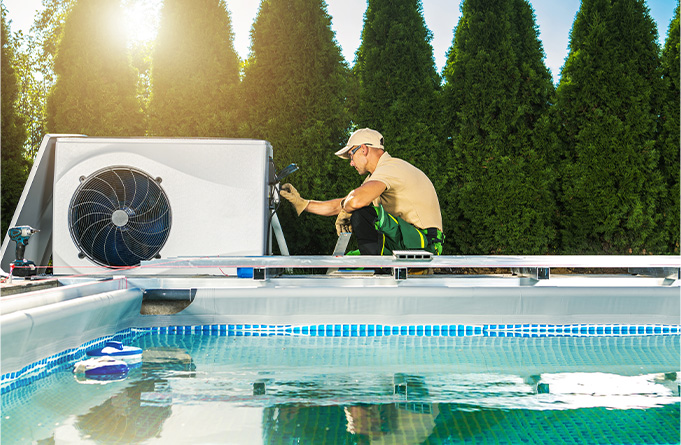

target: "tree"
[46,0,143,136]
[130,40,153,120]
[353,0,442,171]
[1,7,29,236]
[441,0,557,254]
[12,34,47,161]
[240,0,354,255]
[10,0,76,160]
[148,0,240,137]
[555,0,664,254]
[659,3,680,253]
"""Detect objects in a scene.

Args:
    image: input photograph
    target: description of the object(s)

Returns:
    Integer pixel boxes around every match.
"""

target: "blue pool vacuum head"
[86,341,143,361]
[73,357,130,382]
[84,363,129,379]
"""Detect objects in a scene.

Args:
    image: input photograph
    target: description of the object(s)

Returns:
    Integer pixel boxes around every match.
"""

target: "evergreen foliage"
[555,0,664,254]
[149,0,240,137]
[12,34,47,161]
[3,0,676,256]
[659,3,680,253]
[1,7,29,235]
[240,0,354,255]
[442,0,557,254]
[353,0,442,172]
[131,41,153,120]
[17,0,76,158]
[46,0,143,136]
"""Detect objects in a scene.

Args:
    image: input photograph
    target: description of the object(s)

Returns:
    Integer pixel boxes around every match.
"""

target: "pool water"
[2,334,679,444]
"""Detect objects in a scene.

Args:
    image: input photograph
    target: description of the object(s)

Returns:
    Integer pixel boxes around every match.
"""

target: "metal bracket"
[253,382,266,395]
[393,250,433,261]
[628,268,680,280]
[392,251,432,280]
[512,267,550,280]
[252,267,285,280]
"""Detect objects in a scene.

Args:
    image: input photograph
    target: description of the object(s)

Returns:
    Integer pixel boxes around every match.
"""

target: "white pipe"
[271,213,290,256]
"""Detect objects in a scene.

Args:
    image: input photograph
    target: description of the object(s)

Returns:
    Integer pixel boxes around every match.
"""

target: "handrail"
[137,254,680,270]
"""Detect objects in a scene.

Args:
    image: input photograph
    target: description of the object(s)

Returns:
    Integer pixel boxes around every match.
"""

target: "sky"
[3,0,677,85]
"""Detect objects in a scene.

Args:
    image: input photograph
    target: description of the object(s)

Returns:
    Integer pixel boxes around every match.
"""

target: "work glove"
[335,209,353,235]
[280,183,309,216]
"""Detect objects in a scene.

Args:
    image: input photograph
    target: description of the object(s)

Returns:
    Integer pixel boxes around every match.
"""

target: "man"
[280,128,444,255]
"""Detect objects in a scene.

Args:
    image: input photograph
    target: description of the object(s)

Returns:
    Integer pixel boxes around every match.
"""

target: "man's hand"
[335,209,352,235]
[280,183,309,216]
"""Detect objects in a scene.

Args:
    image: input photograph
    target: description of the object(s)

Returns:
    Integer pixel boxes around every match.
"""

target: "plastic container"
[237,267,254,278]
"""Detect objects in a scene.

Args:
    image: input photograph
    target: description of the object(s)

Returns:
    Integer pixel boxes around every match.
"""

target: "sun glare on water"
[122,0,162,44]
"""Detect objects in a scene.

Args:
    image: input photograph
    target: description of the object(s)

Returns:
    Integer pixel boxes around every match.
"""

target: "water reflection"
[75,378,172,442]
[261,401,679,444]
[2,335,680,444]
[74,347,195,443]
[259,371,679,444]
[260,374,502,444]
[344,374,440,443]
[345,403,440,443]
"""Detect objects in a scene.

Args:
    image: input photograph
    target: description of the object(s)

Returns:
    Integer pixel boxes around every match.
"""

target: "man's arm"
[280,184,343,216]
[305,198,345,217]
[280,180,386,216]
[302,180,386,216]
[342,180,386,212]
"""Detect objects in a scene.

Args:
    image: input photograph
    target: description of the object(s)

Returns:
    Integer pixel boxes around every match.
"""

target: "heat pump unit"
[52,138,272,275]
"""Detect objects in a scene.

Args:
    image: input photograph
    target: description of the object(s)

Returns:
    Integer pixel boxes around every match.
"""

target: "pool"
[1,259,680,443]
[2,329,679,444]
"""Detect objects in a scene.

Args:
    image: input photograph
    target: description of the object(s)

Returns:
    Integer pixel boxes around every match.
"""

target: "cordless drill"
[8,226,39,277]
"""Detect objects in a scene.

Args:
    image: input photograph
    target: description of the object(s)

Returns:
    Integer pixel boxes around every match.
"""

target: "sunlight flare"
[122,0,162,44]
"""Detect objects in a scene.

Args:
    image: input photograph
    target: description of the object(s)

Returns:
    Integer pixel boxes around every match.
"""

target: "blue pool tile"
[3,323,681,395]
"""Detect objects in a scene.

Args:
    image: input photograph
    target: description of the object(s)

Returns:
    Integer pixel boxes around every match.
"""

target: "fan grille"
[69,166,172,267]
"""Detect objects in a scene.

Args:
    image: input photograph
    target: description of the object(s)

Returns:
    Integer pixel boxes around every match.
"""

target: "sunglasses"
[349,145,363,160]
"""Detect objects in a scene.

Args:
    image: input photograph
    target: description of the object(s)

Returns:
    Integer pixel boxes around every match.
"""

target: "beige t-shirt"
[363,152,443,231]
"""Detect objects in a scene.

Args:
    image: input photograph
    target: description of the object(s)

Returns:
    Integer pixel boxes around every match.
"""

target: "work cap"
[335,128,384,159]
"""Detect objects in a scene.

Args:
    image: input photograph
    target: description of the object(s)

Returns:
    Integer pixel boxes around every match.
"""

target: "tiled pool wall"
[1,328,147,395]
[146,323,681,337]
[2,323,679,394]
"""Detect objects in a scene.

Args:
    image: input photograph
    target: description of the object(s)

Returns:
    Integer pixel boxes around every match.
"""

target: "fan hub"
[111,209,129,227]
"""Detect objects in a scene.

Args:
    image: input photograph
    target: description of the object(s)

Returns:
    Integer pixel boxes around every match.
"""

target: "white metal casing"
[52,138,272,275]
